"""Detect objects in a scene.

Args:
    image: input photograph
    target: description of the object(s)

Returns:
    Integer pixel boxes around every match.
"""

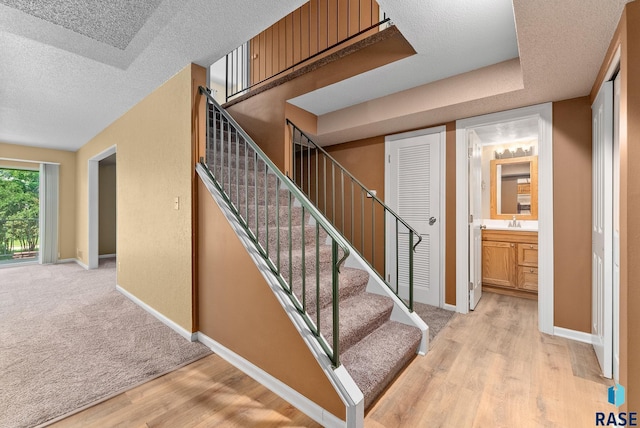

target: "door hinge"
[387,274,391,282]
[469,214,473,223]
[468,147,473,158]
[388,154,391,163]
[469,281,474,291]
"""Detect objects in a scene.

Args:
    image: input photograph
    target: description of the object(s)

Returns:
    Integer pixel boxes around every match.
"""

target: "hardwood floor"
[52,292,614,427]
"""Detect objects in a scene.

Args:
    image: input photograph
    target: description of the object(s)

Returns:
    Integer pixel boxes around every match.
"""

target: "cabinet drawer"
[518,243,538,267]
[518,266,538,292]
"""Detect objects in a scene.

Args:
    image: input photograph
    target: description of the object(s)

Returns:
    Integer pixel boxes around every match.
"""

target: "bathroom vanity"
[482,229,538,299]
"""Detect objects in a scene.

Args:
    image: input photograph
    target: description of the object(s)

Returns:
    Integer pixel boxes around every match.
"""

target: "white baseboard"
[197,332,345,428]
[553,326,594,344]
[443,303,457,312]
[116,284,197,342]
[99,253,116,259]
[61,258,89,269]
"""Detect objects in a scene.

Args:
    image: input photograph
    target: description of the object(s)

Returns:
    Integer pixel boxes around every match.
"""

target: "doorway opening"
[88,146,116,269]
[456,103,554,334]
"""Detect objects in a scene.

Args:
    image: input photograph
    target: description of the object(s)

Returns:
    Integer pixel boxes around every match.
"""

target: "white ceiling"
[0,0,306,151]
[290,0,519,115]
[0,0,632,152]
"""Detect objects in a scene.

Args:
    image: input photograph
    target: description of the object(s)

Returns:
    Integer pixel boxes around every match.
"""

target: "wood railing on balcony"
[225,0,389,101]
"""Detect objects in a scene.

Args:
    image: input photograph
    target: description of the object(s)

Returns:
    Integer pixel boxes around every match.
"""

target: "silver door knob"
[429,217,437,225]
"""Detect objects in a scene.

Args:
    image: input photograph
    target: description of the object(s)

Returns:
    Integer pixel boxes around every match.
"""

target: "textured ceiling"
[0,0,162,50]
[0,0,632,152]
[473,116,539,145]
[0,0,306,150]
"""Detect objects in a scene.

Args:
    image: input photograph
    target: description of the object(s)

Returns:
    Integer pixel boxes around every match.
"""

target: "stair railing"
[199,87,350,367]
[287,120,422,311]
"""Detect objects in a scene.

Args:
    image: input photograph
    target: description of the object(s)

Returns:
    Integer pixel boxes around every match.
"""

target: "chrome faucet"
[508,215,521,228]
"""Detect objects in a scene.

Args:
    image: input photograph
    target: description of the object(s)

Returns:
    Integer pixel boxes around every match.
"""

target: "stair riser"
[226,185,292,207]
[209,165,279,188]
[239,205,306,229]
[289,268,370,315]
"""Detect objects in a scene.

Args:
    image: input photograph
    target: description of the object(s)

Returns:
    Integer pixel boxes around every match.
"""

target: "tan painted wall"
[197,179,345,419]
[75,64,205,332]
[0,143,76,260]
[552,97,592,333]
[592,1,640,411]
[98,164,116,255]
[325,136,385,273]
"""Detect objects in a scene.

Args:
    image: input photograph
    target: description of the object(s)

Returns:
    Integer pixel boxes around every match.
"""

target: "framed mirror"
[490,155,538,220]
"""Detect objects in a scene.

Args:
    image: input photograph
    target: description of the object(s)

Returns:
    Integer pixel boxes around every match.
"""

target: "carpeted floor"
[412,302,455,342]
[0,259,211,428]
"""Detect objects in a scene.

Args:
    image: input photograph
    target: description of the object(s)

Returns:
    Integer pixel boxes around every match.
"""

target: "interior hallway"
[52,292,614,427]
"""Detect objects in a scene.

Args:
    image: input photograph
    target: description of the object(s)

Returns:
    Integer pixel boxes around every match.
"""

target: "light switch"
[174,197,180,210]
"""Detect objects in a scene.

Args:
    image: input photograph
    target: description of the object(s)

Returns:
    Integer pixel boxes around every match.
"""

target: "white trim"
[0,157,60,165]
[443,303,457,312]
[198,332,346,428]
[88,145,117,270]
[116,284,197,342]
[455,103,554,335]
[384,125,447,309]
[99,253,117,259]
[553,327,594,345]
[196,164,364,427]
[73,258,89,270]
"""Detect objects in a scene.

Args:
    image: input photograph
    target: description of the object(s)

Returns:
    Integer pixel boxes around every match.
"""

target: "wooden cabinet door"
[482,241,516,288]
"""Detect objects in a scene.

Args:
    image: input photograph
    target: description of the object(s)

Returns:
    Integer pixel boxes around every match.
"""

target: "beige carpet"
[0,259,211,428]
[413,301,455,342]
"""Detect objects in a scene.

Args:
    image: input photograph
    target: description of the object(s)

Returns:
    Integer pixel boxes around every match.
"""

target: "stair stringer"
[343,252,429,355]
[197,164,364,428]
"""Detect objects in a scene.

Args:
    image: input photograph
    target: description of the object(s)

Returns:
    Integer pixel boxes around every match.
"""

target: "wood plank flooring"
[52,292,614,427]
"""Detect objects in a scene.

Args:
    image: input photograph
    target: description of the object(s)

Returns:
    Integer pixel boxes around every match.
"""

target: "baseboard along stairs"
[198,90,426,421]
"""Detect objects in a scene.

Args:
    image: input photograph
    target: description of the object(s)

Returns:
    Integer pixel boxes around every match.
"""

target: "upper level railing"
[225,0,390,102]
[287,120,422,311]
[199,86,351,367]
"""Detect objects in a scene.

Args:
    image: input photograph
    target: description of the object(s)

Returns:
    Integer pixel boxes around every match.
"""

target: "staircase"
[199,87,423,410]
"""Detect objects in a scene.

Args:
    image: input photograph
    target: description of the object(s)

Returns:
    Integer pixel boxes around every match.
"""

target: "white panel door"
[592,80,613,379]
[468,131,483,310]
[386,129,442,306]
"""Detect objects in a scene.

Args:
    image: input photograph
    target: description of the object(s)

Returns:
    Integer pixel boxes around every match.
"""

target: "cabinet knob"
[511,243,514,247]
[530,269,534,273]
[530,245,534,249]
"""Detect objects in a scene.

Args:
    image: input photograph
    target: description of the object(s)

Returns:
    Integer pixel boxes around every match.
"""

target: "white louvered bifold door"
[386,130,441,306]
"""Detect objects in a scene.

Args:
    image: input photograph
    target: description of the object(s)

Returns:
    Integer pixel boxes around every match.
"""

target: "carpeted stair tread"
[341,320,422,409]
[291,267,370,312]
[320,293,394,354]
